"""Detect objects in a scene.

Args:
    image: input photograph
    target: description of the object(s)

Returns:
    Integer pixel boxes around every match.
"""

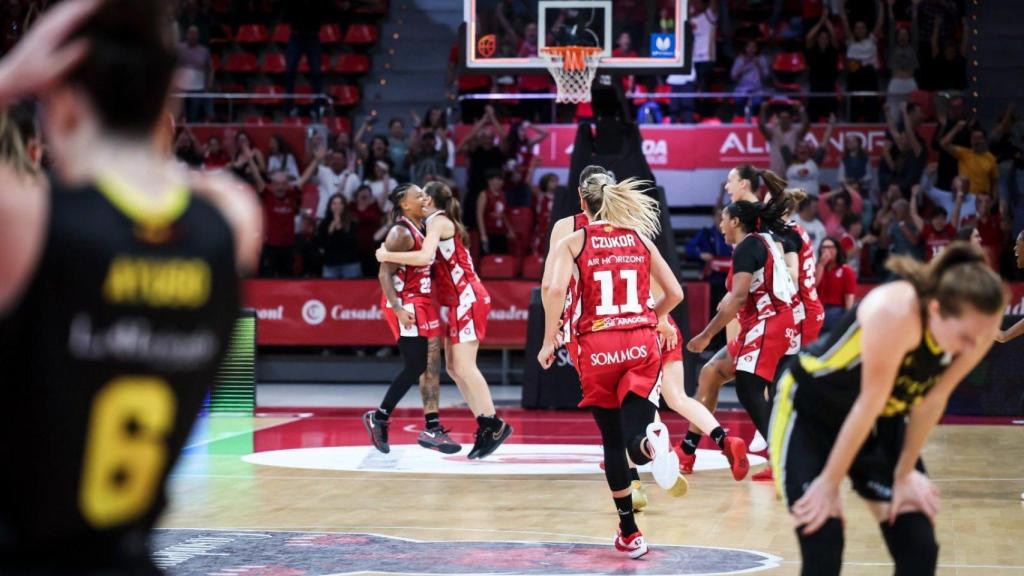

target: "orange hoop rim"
[540,46,602,72]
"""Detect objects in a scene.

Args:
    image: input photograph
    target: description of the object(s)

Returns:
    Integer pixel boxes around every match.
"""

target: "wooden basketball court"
[154,408,1024,575]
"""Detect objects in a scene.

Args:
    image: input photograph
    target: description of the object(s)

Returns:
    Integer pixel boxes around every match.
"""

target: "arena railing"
[169,91,335,123]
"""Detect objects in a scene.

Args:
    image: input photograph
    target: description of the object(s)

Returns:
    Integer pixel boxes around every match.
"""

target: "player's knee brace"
[880,512,939,576]
[797,517,844,576]
[621,393,655,465]
[591,408,630,491]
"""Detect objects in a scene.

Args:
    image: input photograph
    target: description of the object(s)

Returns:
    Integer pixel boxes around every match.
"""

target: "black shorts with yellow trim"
[770,371,926,506]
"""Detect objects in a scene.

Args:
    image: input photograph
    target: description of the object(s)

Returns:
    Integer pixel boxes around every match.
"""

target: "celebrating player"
[538,173,687,559]
[770,243,1004,575]
[365,184,461,455]
[376,181,512,459]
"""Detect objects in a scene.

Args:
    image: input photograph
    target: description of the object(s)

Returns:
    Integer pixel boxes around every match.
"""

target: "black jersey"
[789,302,953,425]
[0,178,239,572]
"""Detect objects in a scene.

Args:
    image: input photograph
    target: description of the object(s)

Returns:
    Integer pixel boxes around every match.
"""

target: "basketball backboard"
[464,0,690,75]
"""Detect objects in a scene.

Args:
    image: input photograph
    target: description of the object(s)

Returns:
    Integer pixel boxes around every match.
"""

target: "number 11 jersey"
[575,222,657,336]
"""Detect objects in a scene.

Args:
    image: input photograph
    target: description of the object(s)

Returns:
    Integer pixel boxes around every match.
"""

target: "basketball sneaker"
[614,529,649,559]
[752,465,773,482]
[645,422,688,497]
[362,411,390,454]
[749,430,768,453]
[630,480,648,511]
[674,442,696,474]
[468,419,513,459]
[417,427,462,454]
[722,436,750,481]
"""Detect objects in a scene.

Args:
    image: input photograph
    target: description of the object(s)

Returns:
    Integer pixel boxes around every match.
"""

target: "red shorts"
[446,282,491,344]
[660,318,684,365]
[576,327,663,409]
[383,298,441,340]
[728,308,796,381]
[799,301,825,347]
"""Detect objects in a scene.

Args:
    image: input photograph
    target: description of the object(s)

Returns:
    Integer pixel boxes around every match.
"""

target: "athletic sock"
[681,431,702,455]
[374,408,389,422]
[710,427,727,450]
[629,468,640,482]
[613,494,638,535]
[425,412,441,430]
[476,415,488,430]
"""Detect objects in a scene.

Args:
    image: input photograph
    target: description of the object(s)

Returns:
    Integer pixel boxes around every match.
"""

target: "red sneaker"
[674,442,696,474]
[614,529,649,559]
[722,436,750,481]
[751,465,773,482]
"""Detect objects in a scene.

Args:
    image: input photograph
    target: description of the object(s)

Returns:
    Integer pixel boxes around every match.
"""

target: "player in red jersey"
[365,184,461,455]
[376,182,512,459]
[777,188,825,349]
[687,195,797,474]
[539,174,687,559]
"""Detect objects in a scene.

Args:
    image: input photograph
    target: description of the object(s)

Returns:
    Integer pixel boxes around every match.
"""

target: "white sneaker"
[749,430,768,453]
[645,422,688,497]
[614,529,649,559]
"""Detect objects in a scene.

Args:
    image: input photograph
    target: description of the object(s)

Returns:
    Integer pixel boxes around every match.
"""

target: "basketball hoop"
[540,46,602,104]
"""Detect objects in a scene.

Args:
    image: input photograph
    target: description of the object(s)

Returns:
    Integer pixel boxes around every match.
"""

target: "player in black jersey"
[769,243,1004,576]
[0,0,261,572]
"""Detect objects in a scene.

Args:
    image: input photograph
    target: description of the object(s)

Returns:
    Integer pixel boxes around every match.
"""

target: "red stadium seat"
[283,116,312,126]
[320,24,343,44]
[344,24,379,45]
[223,52,258,73]
[261,52,287,74]
[325,115,352,134]
[507,207,534,256]
[235,24,268,44]
[521,254,544,280]
[294,85,315,105]
[654,84,672,105]
[772,52,806,74]
[329,85,360,107]
[252,84,283,105]
[479,254,521,279]
[242,115,272,125]
[336,54,370,74]
[631,84,650,106]
[271,23,291,44]
[297,54,331,73]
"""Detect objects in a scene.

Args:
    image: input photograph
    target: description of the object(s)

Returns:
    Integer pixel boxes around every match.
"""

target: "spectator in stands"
[884,0,920,118]
[880,197,922,260]
[305,140,360,217]
[819,182,864,238]
[532,172,558,255]
[665,0,716,123]
[837,133,871,188]
[928,14,967,92]
[282,0,324,116]
[957,225,983,248]
[941,121,1000,202]
[503,156,537,208]
[230,131,265,186]
[351,184,385,276]
[317,193,362,279]
[202,136,230,170]
[254,170,300,277]
[477,168,513,254]
[759,101,810,176]
[841,215,871,278]
[365,159,398,211]
[794,194,827,252]
[174,128,203,169]
[839,0,884,121]
[815,236,858,332]
[730,40,770,119]
[783,115,834,197]
[177,0,213,44]
[909,185,956,261]
[923,167,976,225]
[459,106,507,230]
[177,25,213,123]
[886,102,928,195]
[990,104,1023,211]
[266,135,299,182]
[932,97,978,190]
[805,11,840,122]
[502,121,548,202]
[408,131,453,187]
[386,117,413,181]
[958,193,1003,270]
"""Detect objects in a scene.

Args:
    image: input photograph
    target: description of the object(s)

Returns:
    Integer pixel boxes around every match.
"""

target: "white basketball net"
[540,47,602,104]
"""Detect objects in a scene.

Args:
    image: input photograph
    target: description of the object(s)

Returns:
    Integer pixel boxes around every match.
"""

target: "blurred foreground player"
[0,0,261,572]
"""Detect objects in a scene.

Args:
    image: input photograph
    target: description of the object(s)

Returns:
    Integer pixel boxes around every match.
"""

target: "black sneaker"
[417,427,462,454]
[468,419,513,460]
[362,410,390,454]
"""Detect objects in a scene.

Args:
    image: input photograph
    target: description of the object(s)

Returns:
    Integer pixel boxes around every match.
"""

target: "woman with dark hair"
[365,184,461,455]
[229,130,265,186]
[838,0,884,121]
[318,193,361,279]
[376,181,512,460]
[351,184,384,276]
[267,134,299,181]
[687,193,797,479]
[815,236,857,332]
[771,244,1004,575]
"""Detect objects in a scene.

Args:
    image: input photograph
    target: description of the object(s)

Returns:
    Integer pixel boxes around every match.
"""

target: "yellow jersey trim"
[95,174,190,228]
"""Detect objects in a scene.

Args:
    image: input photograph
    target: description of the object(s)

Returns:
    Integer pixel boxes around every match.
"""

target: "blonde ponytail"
[580,174,661,239]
